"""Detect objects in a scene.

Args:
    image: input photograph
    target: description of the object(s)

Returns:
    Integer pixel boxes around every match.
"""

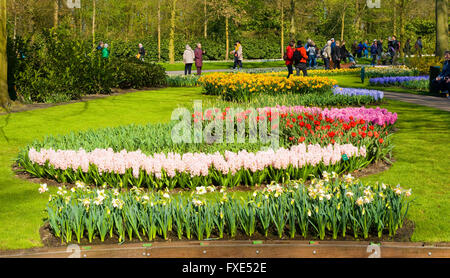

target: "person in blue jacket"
[370,40,378,66]
[431,51,450,98]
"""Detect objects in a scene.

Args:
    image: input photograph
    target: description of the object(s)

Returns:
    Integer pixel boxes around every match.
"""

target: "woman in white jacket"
[183,45,195,75]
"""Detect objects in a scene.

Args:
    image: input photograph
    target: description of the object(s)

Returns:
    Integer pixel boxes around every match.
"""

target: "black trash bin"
[429,66,441,94]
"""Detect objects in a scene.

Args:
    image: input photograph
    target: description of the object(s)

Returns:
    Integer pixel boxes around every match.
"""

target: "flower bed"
[199,73,337,102]
[369,76,429,90]
[260,68,361,76]
[332,86,384,101]
[25,144,367,189]
[18,106,396,189]
[40,175,412,243]
[364,66,419,79]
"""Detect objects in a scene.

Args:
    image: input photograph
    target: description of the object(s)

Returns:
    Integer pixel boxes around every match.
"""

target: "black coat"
[331,46,341,61]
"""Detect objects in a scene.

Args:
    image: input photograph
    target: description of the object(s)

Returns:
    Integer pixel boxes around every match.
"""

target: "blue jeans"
[308,55,316,67]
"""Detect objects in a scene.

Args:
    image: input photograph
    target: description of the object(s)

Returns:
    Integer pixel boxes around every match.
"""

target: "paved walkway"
[166,67,287,75]
[383,91,450,112]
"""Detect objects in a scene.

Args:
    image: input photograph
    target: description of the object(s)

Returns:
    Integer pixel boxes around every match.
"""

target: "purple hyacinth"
[332,86,384,101]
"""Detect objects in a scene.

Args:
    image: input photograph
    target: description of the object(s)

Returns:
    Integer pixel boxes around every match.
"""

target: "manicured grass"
[0,85,448,250]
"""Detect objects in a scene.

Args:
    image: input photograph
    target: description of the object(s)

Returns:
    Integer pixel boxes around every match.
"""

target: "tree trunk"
[0,0,11,108]
[281,0,284,59]
[204,0,207,39]
[393,0,397,36]
[158,0,161,62]
[92,0,96,47]
[399,0,407,42]
[436,0,449,57]
[54,0,59,28]
[289,0,295,38]
[341,8,346,42]
[225,16,229,60]
[169,0,177,64]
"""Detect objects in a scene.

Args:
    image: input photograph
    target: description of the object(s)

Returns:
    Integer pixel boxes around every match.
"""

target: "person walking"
[392,36,400,64]
[357,41,364,58]
[370,40,378,66]
[351,41,358,58]
[183,45,195,75]
[363,40,369,58]
[331,41,342,69]
[294,40,308,76]
[285,40,295,78]
[307,41,317,68]
[340,41,349,63]
[137,43,146,61]
[231,41,243,70]
[194,43,205,75]
[322,41,332,70]
[102,43,110,59]
[404,39,411,58]
[377,39,383,64]
[415,37,423,57]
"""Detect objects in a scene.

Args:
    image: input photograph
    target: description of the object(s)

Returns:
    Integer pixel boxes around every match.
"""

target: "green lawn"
[0,86,448,250]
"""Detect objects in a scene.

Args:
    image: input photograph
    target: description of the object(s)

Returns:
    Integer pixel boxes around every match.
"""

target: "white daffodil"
[75,181,85,189]
[356,197,364,206]
[113,189,120,196]
[112,198,124,209]
[163,193,171,199]
[38,184,48,194]
[307,210,312,217]
[94,196,104,206]
[82,198,91,208]
[344,174,354,183]
[206,186,216,193]
[196,186,207,195]
[404,189,412,197]
[192,198,204,207]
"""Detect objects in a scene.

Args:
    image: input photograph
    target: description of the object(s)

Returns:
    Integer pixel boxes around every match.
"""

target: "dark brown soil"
[0,87,162,116]
[39,219,415,248]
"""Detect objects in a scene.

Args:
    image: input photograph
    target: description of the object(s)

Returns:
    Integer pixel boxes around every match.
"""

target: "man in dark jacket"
[370,40,378,66]
[377,39,383,64]
[431,51,450,98]
[331,41,342,69]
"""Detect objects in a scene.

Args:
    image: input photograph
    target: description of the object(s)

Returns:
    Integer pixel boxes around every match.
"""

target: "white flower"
[70,187,76,193]
[82,198,91,207]
[112,198,124,209]
[307,210,312,217]
[113,189,120,196]
[253,192,257,197]
[75,181,85,189]
[356,197,364,206]
[404,189,412,197]
[394,187,402,195]
[97,189,105,197]
[206,186,215,192]
[94,196,104,206]
[196,186,207,195]
[192,198,204,206]
[163,193,170,199]
[344,174,354,183]
[332,172,338,179]
[38,184,48,194]
[325,194,332,201]
[381,183,387,190]
[57,187,67,196]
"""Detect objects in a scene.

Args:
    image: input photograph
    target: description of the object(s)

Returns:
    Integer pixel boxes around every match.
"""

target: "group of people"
[284,38,356,77]
[182,40,243,75]
[432,50,450,98]
[95,41,110,59]
[351,36,424,66]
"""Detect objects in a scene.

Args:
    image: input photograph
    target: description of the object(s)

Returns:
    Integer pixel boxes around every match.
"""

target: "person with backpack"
[307,41,317,68]
[284,40,296,78]
[293,40,308,76]
[331,41,342,69]
[357,41,364,58]
[322,41,332,70]
[183,44,195,75]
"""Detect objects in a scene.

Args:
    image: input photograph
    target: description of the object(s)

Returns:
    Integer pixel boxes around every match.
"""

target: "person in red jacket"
[285,40,295,78]
[294,40,308,77]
